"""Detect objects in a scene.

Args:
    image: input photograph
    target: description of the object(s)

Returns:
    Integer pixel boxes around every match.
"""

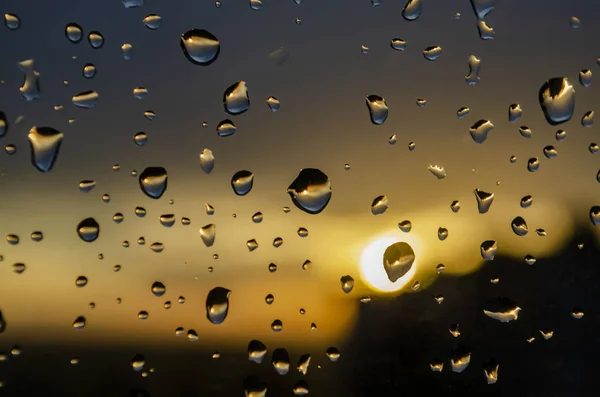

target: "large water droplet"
[511,216,528,236]
[216,119,236,137]
[159,214,174,227]
[231,170,254,195]
[287,169,332,214]
[474,189,494,213]
[65,23,83,43]
[206,287,231,324]
[5,14,20,30]
[480,240,497,260]
[248,340,267,363]
[371,195,388,215]
[224,81,250,115]
[423,46,442,61]
[143,14,162,29]
[88,31,104,49]
[72,90,99,108]
[77,218,99,242]
[402,0,422,21]
[180,29,220,66]
[200,224,216,247]
[469,120,494,143]
[383,242,415,282]
[465,55,481,85]
[28,126,63,172]
[538,78,575,126]
[365,95,388,125]
[18,59,40,101]
[199,149,215,174]
[139,167,168,199]
[272,348,290,375]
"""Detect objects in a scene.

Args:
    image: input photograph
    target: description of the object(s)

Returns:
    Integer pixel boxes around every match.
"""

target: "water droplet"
[390,38,406,51]
[480,240,497,260]
[430,360,444,372]
[133,87,148,99]
[199,149,215,174]
[88,31,104,49]
[0,112,7,137]
[408,142,416,151]
[582,110,594,127]
[6,234,19,245]
[295,17,302,24]
[520,195,533,208]
[271,348,290,375]
[65,23,83,43]
[465,55,481,85]
[511,216,528,236]
[205,203,215,215]
[215,119,236,137]
[4,14,20,30]
[82,63,96,79]
[271,319,283,332]
[543,145,557,159]
[265,293,275,304]
[3,144,15,155]
[76,276,88,287]
[325,347,340,362]
[484,298,521,322]
[133,132,147,146]
[340,275,354,293]
[72,90,99,109]
[388,135,397,145]
[579,69,592,87]
[247,239,259,251]
[571,308,584,319]
[555,129,567,141]
[383,242,415,282]
[474,189,494,213]
[590,143,599,154]
[135,207,147,217]
[200,224,216,247]
[457,107,471,118]
[143,14,161,29]
[266,96,280,112]
[205,287,231,325]
[365,95,388,125]
[402,0,422,20]
[477,19,495,39]
[18,59,40,101]
[484,360,499,384]
[469,120,494,143]
[423,46,442,61]
[450,348,471,373]
[527,157,539,172]
[428,164,447,179]
[287,168,332,214]
[269,46,289,64]
[77,218,99,242]
[223,81,250,115]
[180,29,221,66]
[398,220,412,232]
[30,231,43,242]
[12,262,25,274]
[178,296,185,304]
[272,237,283,248]
[538,78,575,126]
[539,329,554,340]
[360,44,369,54]
[187,329,198,341]
[139,167,168,199]
[150,242,164,252]
[123,0,144,7]
[297,227,308,237]
[450,200,461,213]
[248,340,267,363]
[438,228,448,241]
[570,16,581,28]
[131,354,145,371]
[590,206,600,226]
[231,170,254,195]
[137,310,148,320]
[73,316,86,329]
[121,43,133,60]
[433,294,444,304]
[27,126,63,172]
[371,195,388,215]
[470,0,495,19]
[302,259,312,270]
[416,99,427,107]
[252,212,263,223]
[508,104,523,122]
[519,126,532,139]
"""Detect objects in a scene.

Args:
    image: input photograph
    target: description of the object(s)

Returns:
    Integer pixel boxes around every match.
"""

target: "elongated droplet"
[423,46,442,61]
[465,55,481,85]
[206,287,231,324]
[457,107,471,118]
[287,168,332,214]
[223,81,250,115]
[200,149,215,174]
[139,167,168,199]
[470,0,495,19]
[402,0,422,21]
[428,164,446,179]
[28,126,63,172]
[476,20,495,40]
[474,189,494,213]
[538,77,575,126]
[366,95,388,125]
[483,298,520,322]
[72,90,99,109]
[200,224,216,247]
[180,29,220,66]
[143,14,162,29]
[391,38,406,51]
[383,242,415,282]
[18,59,40,101]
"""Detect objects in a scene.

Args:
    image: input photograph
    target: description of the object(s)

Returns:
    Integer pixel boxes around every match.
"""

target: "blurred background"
[0,0,599,395]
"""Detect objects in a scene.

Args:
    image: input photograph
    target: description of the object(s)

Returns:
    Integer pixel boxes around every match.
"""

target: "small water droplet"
[383,242,415,282]
[519,126,532,139]
[6,234,19,245]
[247,239,259,251]
[224,81,250,115]
[520,195,533,208]
[121,43,133,60]
[30,231,43,242]
[205,287,231,324]
[123,0,143,7]
[469,120,494,143]
[72,90,99,108]
[4,144,15,155]
[77,218,99,242]
[200,224,216,247]
[266,96,280,111]
[340,275,354,293]
[571,308,584,319]
[302,260,312,270]
[484,298,520,322]
[248,340,267,363]
[297,227,308,237]
[457,107,471,118]
[150,242,164,252]
[360,45,369,54]
[139,167,168,199]
[12,263,25,274]
[390,38,406,51]
[371,195,388,215]
[428,164,447,179]
[272,348,290,375]
[508,104,523,122]
[398,220,412,232]
[65,23,83,43]
[73,316,86,329]
[416,98,427,107]
[543,145,557,159]
[88,31,104,49]
[570,16,581,28]
[590,143,599,154]
[525,255,536,265]
[527,157,539,172]
[450,200,461,213]
[430,360,444,372]
[325,347,340,362]
[480,240,497,260]
[4,14,20,30]
[423,46,442,61]
[18,59,40,101]
[579,69,592,87]
[438,228,448,241]
[231,170,254,195]
[82,64,96,79]
[582,110,594,127]
[511,216,528,236]
[365,95,388,125]
[252,212,263,223]
[133,132,147,146]
[539,329,554,340]
[205,203,215,215]
[133,87,148,99]
[539,78,575,126]
[510,155,517,163]
[271,319,283,332]
[143,14,161,29]
[408,142,416,151]
[474,189,494,213]
[555,129,567,141]
[484,360,499,384]
[465,55,481,84]
[272,237,283,248]
[199,149,215,174]
[590,206,600,226]
[450,347,471,373]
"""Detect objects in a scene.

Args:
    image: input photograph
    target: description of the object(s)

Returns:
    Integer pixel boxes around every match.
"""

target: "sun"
[359,234,420,293]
